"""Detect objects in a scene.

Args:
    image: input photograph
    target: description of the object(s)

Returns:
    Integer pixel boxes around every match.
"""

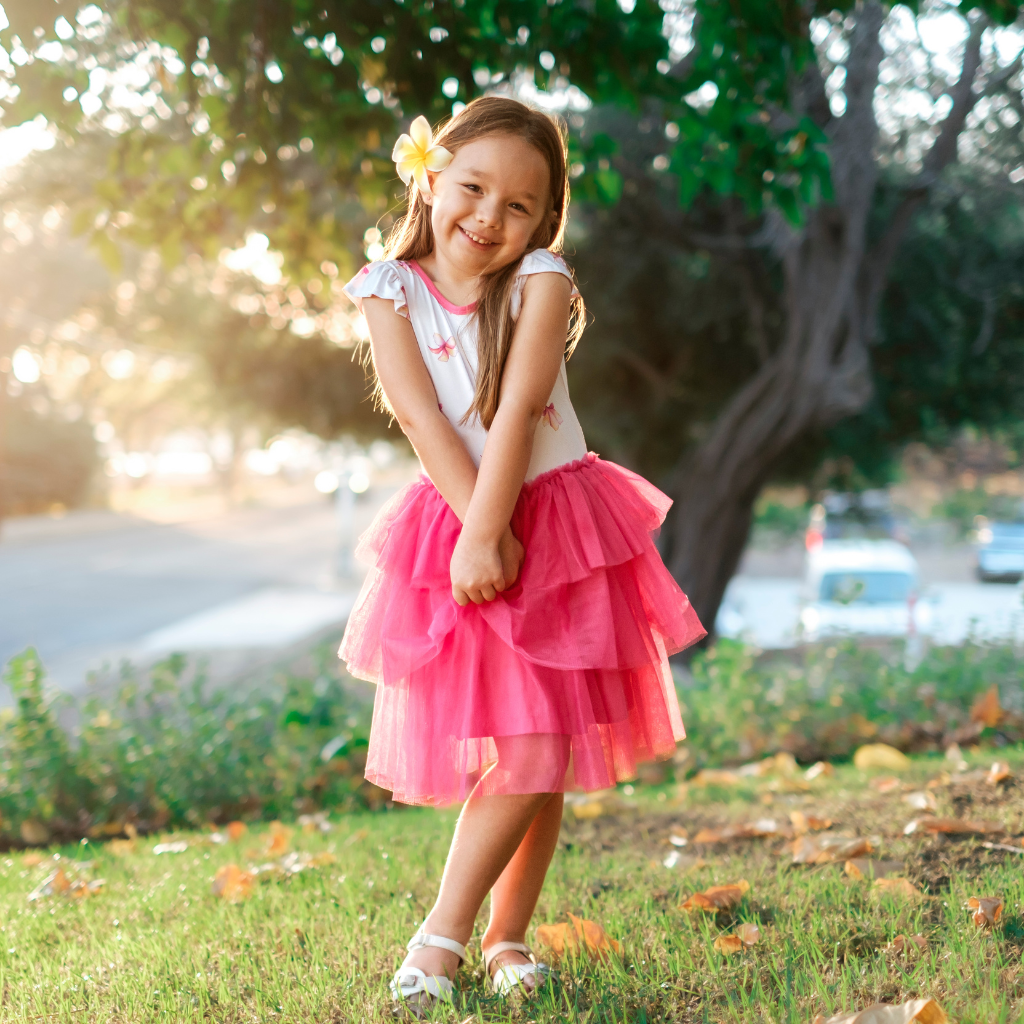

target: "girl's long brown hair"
[379,96,585,429]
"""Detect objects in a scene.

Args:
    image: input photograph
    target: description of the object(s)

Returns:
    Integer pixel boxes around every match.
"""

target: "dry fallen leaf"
[22,852,45,868]
[690,769,742,787]
[902,791,938,812]
[535,913,622,958]
[681,880,750,912]
[805,761,835,781]
[226,821,247,841]
[812,997,947,1024]
[713,934,743,954]
[211,864,255,902]
[970,685,1003,728]
[572,800,605,820]
[735,922,761,945]
[844,859,905,880]
[109,836,137,856]
[854,744,910,771]
[889,934,928,957]
[903,817,1002,836]
[873,877,923,900]
[790,811,833,835]
[985,762,1011,786]
[266,821,292,856]
[694,819,791,844]
[870,776,903,794]
[792,835,876,865]
[28,868,103,902]
[967,896,1003,927]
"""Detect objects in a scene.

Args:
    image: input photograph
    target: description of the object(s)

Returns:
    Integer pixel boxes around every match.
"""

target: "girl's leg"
[482,792,564,982]
[403,790,554,982]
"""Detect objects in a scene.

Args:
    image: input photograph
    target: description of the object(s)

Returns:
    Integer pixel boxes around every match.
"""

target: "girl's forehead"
[447,135,550,198]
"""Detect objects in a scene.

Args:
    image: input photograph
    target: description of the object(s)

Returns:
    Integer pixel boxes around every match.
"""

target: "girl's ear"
[422,169,438,204]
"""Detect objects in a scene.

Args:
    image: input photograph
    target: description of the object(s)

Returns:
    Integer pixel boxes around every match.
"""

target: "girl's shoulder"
[342,259,416,319]
[511,249,580,319]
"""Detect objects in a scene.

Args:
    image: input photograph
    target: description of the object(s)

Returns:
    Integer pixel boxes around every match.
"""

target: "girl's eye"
[462,183,481,192]
[511,204,528,213]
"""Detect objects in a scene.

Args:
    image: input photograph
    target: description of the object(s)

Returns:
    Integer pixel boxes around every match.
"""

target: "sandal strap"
[406,930,468,963]
[483,940,534,971]
[491,961,551,996]
[390,966,455,1001]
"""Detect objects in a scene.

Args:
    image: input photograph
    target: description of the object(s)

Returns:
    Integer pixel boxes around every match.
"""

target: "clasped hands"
[450,524,524,606]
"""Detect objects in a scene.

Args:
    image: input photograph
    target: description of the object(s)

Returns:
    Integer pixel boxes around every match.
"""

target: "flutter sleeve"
[511,249,581,320]
[342,261,409,319]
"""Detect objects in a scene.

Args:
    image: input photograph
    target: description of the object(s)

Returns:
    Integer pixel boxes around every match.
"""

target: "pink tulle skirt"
[339,453,706,806]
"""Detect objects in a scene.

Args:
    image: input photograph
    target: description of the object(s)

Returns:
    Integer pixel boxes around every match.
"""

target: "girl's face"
[424,133,557,274]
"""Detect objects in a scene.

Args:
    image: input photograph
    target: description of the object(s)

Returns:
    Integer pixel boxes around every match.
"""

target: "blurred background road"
[5,474,1022,695]
[0,478,405,693]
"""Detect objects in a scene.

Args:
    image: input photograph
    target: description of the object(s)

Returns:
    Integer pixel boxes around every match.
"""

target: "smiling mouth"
[459,225,497,247]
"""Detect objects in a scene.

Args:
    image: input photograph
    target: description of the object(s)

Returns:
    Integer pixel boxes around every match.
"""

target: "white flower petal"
[391,134,416,162]
[412,162,431,195]
[409,115,432,152]
[423,145,453,172]
[396,156,419,184]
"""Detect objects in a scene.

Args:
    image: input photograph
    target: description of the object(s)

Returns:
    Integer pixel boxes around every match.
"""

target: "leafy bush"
[678,637,1024,766]
[0,647,375,846]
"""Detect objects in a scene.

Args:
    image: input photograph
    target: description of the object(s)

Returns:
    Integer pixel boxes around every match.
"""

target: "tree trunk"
[662,1,988,637]
[664,3,886,633]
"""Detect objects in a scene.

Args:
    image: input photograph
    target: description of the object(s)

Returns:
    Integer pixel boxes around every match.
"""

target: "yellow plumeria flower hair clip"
[392,115,453,195]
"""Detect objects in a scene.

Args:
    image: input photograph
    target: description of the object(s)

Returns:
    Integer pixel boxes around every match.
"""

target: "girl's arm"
[450,273,572,604]
[362,297,525,596]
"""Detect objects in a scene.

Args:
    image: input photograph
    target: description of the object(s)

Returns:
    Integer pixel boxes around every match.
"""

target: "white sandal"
[389,928,467,1017]
[483,940,551,996]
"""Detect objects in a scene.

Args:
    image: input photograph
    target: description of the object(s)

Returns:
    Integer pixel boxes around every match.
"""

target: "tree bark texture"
[663,2,987,637]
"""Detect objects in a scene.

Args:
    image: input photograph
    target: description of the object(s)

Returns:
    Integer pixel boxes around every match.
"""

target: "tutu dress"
[340,249,706,806]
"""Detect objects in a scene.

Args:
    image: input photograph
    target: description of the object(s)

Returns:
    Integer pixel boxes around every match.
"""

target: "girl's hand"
[451,530,507,606]
[498,525,525,589]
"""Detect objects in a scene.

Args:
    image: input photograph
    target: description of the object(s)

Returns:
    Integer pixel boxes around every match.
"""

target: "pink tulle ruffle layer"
[339,453,706,806]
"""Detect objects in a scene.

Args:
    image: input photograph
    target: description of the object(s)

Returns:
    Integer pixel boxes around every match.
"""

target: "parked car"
[805,490,908,551]
[974,515,1024,583]
[799,540,930,641]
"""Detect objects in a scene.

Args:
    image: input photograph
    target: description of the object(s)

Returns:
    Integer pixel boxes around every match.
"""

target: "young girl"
[340,96,705,1014]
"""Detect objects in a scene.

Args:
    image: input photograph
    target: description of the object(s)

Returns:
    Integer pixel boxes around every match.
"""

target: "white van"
[799,540,930,641]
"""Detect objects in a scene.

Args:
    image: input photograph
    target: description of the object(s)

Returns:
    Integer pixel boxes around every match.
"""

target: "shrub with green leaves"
[679,637,1024,767]
[0,647,374,845]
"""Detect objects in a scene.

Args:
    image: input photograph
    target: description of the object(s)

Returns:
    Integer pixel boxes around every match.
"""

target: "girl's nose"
[475,200,502,230]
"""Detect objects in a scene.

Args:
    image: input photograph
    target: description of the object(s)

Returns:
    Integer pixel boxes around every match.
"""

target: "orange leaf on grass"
[266,821,292,856]
[681,880,750,912]
[844,859,904,881]
[211,864,255,902]
[226,821,247,841]
[970,685,1003,728]
[872,878,923,900]
[690,769,742,787]
[890,934,928,957]
[790,811,833,835]
[812,997,947,1024]
[736,922,761,945]
[967,896,1003,927]
[903,817,1002,836]
[713,934,743,955]
[535,914,622,958]
[870,776,903,794]
[985,762,1011,786]
[22,852,45,868]
[792,835,875,865]
[804,761,835,781]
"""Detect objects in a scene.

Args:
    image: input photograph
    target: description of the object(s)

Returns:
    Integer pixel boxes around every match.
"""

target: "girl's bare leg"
[481,792,564,985]
[402,790,555,982]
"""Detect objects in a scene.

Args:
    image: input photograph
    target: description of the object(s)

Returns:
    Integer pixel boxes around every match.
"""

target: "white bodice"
[344,249,588,480]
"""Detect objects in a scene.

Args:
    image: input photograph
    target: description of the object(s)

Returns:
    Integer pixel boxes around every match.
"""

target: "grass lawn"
[3,747,1024,1023]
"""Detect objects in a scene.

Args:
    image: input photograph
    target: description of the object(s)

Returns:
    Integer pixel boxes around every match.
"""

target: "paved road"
[0,486,395,692]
